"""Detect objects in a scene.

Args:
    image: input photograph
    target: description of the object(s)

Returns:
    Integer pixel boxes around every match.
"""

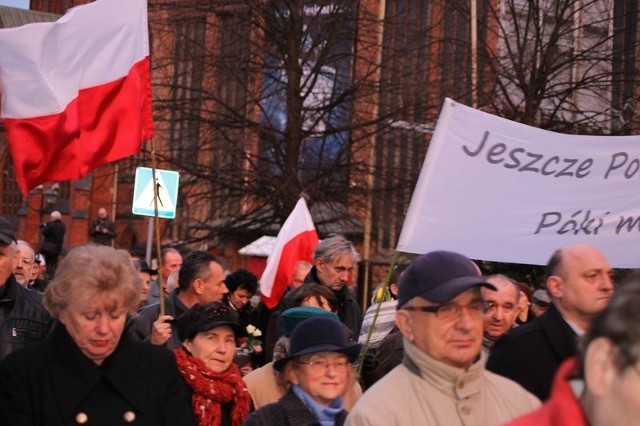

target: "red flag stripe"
[4,58,152,195]
[261,229,318,309]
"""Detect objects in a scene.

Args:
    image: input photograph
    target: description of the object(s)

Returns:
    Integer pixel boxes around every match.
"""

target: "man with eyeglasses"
[346,251,540,426]
[12,240,35,287]
[487,244,614,401]
[482,274,521,353]
[0,217,53,361]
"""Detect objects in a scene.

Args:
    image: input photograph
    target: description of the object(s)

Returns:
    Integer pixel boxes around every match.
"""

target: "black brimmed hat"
[273,316,361,371]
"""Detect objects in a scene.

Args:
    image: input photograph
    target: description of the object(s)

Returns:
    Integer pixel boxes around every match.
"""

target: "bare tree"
[139,0,446,260]
[472,0,640,134]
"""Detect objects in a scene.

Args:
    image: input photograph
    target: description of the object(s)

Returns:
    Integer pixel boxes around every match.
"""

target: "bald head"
[545,244,614,331]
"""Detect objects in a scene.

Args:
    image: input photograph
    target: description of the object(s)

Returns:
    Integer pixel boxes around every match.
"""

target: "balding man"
[88,207,116,246]
[487,244,614,400]
[481,274,520,353]
[12,240,35,288]
[146,247,183,305]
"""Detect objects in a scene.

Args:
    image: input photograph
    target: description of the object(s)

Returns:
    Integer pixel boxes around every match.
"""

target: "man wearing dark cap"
[0,217,53,361]
[346,251,540,426]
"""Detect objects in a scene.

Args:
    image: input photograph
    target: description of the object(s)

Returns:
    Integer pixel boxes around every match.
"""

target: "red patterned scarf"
[174,347,251,426]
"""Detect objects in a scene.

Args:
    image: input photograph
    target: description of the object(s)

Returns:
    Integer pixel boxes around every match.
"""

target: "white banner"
[397,98,640,268]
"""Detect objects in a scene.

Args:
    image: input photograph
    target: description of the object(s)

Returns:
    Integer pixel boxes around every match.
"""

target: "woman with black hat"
[244,316,361,426]
[174,301,252,426]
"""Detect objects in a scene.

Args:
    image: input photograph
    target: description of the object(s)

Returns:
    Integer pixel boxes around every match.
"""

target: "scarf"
[292,384,344,426]
[174,347,251,426]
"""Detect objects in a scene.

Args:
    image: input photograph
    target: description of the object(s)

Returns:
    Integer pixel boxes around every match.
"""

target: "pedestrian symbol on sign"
[132,167,180,219]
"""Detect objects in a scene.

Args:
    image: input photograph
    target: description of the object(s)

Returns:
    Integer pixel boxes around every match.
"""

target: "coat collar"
[47,323,154,421]
[402,337,486,400]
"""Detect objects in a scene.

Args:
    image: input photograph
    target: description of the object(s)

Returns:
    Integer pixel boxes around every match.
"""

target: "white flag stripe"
[260,198,316,297]
[0,0,149,118]
[397,98,640,268]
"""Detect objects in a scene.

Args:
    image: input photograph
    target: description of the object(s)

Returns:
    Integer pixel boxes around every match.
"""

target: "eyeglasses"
[297,358,350,374]
[402,300,485,321]
[483,301,517,314]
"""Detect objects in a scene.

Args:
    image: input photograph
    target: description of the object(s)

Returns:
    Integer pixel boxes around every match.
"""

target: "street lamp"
[39,185,59,223]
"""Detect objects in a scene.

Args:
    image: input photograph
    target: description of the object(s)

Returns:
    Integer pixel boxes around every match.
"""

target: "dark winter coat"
[244,389,347,426]
[486,303,578,401]
[0,275,53,361]
[0,323,196,426]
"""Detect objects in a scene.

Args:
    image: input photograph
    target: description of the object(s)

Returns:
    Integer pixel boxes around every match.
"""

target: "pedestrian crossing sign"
[132,167,180,219]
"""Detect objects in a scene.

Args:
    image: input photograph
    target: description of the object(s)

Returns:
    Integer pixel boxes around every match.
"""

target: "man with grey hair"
[12,240,35,287]
[0,217,52,361]
[39,210,65,276]
[279,234,362,336]
[482,274,520,353]
[346,251,539,425]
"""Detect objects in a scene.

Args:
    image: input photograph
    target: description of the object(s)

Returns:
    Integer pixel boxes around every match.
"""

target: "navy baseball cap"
[397,251,495,308]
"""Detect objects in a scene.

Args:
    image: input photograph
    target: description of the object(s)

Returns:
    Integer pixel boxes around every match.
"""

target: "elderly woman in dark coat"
[174,301,252,426]
[244,316,361,426]
[0,244,196,426]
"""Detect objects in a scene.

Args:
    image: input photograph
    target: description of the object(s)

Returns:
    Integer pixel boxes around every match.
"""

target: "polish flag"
[0,0,152,196]
[260,198,319,309]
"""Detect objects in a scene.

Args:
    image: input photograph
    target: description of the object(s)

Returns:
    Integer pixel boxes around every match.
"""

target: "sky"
[0,0,29,9]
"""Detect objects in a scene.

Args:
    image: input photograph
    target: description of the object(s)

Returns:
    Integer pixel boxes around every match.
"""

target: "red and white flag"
[260,198,319,309]
[0,0,153,196]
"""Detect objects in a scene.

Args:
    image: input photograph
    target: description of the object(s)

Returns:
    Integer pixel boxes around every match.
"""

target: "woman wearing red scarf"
[174,301,252,426]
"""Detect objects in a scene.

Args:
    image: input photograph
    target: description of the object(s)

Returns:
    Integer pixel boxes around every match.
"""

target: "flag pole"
[356,250,400,375]
[149,137,165,316]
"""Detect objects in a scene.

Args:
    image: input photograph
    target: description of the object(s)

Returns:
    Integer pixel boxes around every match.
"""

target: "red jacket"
[503,357,589,426]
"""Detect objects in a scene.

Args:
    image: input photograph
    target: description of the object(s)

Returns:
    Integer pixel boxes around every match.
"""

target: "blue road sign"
[132,167,180,219]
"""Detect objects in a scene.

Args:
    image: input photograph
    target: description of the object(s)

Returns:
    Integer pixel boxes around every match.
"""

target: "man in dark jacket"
[279,234,362,337]
[487,243,614,400]
[0,217,53,361]
[88,207,116,246]
[128,251,228,350]
[40,210,65,276]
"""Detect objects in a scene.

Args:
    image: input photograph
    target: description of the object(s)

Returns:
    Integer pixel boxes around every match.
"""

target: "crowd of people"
[0,213,635,426]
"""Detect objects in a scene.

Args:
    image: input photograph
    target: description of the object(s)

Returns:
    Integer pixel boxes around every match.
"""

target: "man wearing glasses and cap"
[346,251,540,426]
[0,217,53,361]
